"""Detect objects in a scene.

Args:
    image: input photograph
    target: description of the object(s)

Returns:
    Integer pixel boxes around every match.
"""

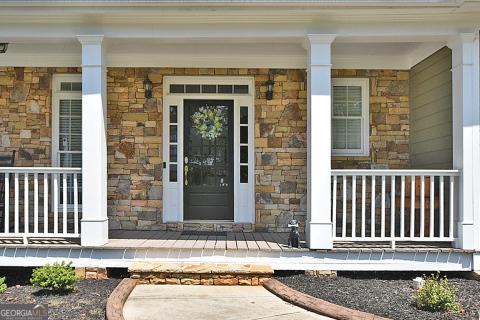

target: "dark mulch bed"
[276,271,480,320]
[0,267,122,320]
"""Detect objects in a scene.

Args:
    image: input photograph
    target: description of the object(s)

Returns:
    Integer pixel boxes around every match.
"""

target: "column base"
[306,222,333,249]
[81,218,109,246]
[454,222,478,250]
[473,253,480,271]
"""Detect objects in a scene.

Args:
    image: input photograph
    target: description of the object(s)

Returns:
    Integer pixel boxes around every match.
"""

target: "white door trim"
[162,76,255,224]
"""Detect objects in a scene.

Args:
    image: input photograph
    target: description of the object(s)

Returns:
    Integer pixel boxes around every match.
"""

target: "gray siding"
[410,47,453,169]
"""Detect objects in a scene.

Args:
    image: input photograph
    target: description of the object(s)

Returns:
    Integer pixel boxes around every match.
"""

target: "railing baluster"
[0,168,81,240]
[352,176,356,238]
[74,173,79,235]
[24,173,29,235]
[381,175,386,238]
[43,173,48,234]
[342,175,347,238]
[62,173,67,234]
[14,173,19,234]
[390,176,395,239]
[429,176,435,238]
[34,173,38,234]
[449,176,454,238]
[400,175,405,238]
[361,175,366,238]
[4,174,9,234]
[371,176,376,238]
[53,173,58,235]
[420,175,425,238]
[439,176,444,238]
[332,176,337,238]
[410,175,415,238]
[329,170,458,244]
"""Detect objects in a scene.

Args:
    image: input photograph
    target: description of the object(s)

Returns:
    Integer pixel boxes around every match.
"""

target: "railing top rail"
[0,167,82,174]
[331,169,461,176]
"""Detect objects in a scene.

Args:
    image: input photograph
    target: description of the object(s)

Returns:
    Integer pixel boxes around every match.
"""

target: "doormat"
[181,231,228,237]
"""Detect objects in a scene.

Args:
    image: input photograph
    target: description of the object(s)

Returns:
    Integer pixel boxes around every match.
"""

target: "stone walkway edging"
[263,279,390,320]
[106,278,138,320]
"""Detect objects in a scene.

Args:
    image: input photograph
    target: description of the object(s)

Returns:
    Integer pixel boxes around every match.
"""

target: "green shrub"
[414,273,461,313]
[30,262,79,292]
[0,277,7,293]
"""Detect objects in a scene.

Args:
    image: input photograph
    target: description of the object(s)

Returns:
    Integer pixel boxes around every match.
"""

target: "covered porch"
[0,31,479,259]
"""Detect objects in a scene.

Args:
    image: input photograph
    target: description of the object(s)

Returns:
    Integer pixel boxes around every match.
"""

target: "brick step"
[128,262,273,286]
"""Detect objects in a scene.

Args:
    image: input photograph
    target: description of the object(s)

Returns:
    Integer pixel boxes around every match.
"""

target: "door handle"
[184,165,189,186]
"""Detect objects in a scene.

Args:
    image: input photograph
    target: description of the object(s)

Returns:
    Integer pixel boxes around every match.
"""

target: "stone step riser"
[128,263,274,286]
[131,272,271,286]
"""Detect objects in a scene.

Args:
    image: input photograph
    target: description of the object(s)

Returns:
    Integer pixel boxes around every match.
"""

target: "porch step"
[128,262,273,286]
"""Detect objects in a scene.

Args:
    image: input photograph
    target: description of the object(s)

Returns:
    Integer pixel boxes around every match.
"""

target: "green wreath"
[191,106,226,140]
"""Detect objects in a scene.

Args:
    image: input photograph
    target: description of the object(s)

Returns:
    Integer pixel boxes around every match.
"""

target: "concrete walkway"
[123,285,333,320]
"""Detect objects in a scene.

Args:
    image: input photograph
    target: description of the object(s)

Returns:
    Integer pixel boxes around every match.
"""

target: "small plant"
[30,262,79,292]
[414,273,461,313]
[0,276,7,293]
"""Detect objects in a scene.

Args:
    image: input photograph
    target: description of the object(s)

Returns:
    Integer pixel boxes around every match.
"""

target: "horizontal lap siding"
[410,47,453,169]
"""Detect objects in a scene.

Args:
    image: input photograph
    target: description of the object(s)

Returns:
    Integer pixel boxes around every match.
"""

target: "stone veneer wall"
[0,67,81,166]
[106,68,307,231]
[331,69,410,169]
[0,67,410,232]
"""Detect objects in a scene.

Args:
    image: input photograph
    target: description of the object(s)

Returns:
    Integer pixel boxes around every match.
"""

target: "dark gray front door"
[183,99,234,220]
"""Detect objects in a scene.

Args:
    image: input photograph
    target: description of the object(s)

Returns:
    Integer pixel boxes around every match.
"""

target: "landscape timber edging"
[106,278,137,320]
[263,278,390,320]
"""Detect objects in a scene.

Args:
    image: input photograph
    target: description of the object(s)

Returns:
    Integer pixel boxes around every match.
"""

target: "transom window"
[169,84,249,95]
[332,78,370,156]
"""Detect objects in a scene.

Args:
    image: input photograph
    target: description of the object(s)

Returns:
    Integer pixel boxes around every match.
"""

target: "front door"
[183,99,234,220]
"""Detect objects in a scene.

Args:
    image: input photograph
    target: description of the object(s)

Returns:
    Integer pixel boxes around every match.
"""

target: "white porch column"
[449,33,480,250]
[306,34,336,249]
[77,35,108,246]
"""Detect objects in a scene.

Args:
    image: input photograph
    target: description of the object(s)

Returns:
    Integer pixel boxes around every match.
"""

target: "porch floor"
[0,230,467,253]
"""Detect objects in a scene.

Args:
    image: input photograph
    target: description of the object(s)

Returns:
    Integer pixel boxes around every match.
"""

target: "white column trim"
[306,34,336,249]
[78,34,109,246]
[77,35,104,45]
[448,32,480,250]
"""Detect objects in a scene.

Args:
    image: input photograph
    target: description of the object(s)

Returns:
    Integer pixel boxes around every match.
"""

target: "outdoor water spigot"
[287,219,299,248]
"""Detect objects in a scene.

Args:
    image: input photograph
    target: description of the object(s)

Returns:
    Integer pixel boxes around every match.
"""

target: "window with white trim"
[52,75,82,205]
[332,78,370,156]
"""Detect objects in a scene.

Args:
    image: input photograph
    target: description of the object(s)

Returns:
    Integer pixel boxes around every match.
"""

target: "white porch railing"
[331,170,460,246]
[0,167,82,242]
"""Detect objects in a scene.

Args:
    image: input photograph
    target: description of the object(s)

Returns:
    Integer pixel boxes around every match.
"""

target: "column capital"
[447,33,477,49]
[306,34,336,45]
[77,35,104,45]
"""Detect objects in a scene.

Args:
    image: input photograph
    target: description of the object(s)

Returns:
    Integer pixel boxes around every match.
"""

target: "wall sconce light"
[266,78,274,100]
[143,77,153,99]
[0,43,8,54]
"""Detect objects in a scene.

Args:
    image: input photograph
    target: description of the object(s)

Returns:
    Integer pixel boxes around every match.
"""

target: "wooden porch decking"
[0,230,466,253]
[105,230,306,252]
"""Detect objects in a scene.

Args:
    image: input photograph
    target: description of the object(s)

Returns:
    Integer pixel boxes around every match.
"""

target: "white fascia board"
[0,0,466,7]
